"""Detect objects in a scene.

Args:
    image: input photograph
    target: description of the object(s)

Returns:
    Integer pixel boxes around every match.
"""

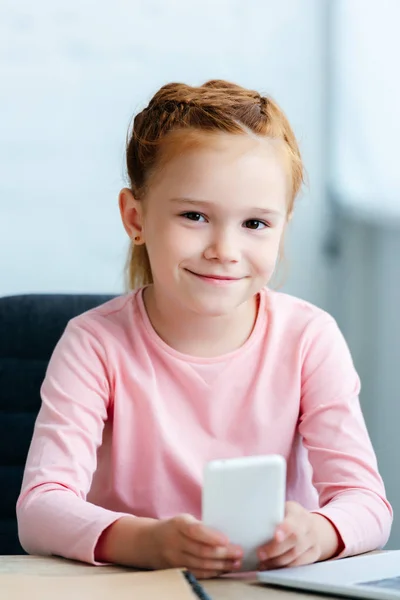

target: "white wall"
[0,0,330,309]
[329,0,400,222]
[327,0,400,549]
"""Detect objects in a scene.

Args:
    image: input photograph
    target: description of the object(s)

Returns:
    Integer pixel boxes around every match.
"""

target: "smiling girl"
[17,80,392,579]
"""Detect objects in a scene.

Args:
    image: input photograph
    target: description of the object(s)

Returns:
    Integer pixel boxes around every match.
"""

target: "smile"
[185,270,243,284]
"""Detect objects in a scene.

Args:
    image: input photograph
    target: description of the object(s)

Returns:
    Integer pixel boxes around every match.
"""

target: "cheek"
[146,220,200,263]
[167,226,200,256]
[250,233,282,272]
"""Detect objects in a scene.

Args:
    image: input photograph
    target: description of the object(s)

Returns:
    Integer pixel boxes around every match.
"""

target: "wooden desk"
[0,555,338,599]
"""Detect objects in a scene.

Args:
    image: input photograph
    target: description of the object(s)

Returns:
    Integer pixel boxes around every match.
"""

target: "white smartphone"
[202,454,286,572]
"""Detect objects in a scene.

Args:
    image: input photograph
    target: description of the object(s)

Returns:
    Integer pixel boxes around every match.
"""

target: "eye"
[243,219,269,230]
[181,212,207,223]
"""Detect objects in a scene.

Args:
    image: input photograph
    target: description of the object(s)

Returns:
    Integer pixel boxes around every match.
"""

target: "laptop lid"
[257,550,400,600]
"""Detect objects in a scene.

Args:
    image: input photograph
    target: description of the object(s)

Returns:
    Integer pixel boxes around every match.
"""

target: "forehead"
[146,133,289,211]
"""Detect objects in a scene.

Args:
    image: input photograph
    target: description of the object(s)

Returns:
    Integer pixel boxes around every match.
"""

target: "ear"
[118,188,145,243]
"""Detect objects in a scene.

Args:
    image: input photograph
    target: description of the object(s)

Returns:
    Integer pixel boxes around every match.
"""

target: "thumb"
[179,513,198,524]
[175,513,199,535]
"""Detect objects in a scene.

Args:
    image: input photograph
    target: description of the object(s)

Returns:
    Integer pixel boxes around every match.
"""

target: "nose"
[203,227,240,263]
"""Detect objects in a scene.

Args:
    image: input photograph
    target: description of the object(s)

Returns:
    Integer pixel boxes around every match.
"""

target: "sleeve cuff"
[69,510,134,565]
[311,501,390,559]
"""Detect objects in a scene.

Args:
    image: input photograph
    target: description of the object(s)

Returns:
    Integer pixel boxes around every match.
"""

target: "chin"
[188,296,247,318]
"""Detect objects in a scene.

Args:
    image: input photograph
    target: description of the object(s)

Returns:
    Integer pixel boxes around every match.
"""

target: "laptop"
[257,550,400,599]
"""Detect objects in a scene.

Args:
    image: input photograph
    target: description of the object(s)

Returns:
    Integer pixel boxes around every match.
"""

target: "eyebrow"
[169,197,283,216]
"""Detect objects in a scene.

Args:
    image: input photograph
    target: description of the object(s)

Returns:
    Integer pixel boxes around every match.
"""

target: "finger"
[280,501,312,538]
[275,510,312,550]
[276,515,308,540]
[181,552,241,574]
[260,541,313,570]
[183,539,243,561]
[284,501,303,516]
[178,517,229,546]
[285,546,321,568]
[258,531,298,560]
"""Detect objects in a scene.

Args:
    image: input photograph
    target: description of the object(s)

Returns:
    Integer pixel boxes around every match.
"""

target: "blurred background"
[1,0,399,547]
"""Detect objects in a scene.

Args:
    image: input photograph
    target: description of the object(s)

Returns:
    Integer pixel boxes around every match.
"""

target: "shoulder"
[264,287,335,334]
[263,288,353,371]
[64,289,142,346]
[262,287,346,360]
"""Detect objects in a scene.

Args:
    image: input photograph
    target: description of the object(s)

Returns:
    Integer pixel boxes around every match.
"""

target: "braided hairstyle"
[125,79,303,290]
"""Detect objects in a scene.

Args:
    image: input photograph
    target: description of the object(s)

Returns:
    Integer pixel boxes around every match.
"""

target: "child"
[17,80,392,579]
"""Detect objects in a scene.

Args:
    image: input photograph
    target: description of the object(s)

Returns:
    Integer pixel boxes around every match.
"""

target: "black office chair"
[0,293,114,553]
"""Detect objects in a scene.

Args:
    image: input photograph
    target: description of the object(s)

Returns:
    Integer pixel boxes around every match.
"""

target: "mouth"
[185,269,243,283]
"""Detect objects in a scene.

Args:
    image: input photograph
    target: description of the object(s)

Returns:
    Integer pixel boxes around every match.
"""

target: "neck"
[143,286,258,358]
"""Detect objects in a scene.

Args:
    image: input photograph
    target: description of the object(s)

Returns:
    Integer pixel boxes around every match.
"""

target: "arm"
[16,317,242,576]
[16,319,132,564]
[299,314,393,557]
[94,516,158,566]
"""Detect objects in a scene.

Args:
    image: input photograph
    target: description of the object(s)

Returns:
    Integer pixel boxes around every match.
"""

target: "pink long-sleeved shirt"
[17,287,392,564]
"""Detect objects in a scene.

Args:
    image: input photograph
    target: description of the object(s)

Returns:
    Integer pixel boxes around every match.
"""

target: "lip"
[185,269,243,283]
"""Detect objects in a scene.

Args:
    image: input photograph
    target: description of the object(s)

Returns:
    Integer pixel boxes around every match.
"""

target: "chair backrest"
[0,293,114,554]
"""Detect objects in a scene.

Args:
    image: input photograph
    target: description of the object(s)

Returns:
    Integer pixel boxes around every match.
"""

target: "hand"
[149,514,243,579]
[257,501,342,570]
